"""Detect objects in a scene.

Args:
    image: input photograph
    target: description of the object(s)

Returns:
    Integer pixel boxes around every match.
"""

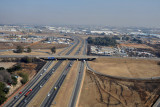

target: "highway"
[5,61,53,107]
[14,36,81,107]
[5,36,79,107]
[40,37,85,107]
[69,39,87,107]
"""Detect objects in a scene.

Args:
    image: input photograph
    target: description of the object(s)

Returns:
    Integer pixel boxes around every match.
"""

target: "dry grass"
[51,61,79,107]
[89,58,160,78]
[79,70,160,107]
[120,43,153,49]
[0,62,16,69]
[0,48,65,56]
[15,63,37,80]
[27,61,69,107]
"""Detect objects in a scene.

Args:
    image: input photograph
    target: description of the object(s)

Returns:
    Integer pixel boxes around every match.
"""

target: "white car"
[40,85,42,88]
[48,93,50,96]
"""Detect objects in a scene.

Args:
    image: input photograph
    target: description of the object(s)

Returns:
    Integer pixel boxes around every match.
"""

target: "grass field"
[89,58,160,78]
[79,70,160,107]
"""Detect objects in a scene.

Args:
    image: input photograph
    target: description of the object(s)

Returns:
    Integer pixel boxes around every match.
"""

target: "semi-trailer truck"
[25,89,32,97]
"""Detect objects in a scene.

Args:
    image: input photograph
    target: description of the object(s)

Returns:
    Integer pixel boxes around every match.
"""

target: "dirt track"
[79,70,160,107]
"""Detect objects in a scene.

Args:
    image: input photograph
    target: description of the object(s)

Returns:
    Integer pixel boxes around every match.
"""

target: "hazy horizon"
[0,0,160,27]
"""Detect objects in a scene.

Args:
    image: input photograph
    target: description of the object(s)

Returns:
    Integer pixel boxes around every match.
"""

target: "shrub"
[7,64,21,73]
[0,67,5,71]
[11,76,17,86]
[21,56,32,63]
[17,72,28,84]
[0,82,7,105]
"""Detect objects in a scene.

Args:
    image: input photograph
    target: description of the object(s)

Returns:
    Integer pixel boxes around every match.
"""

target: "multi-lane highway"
[69,38,87,107]
[3,36,89,107]
[40,37,85,107]
[5,61,53,107]
[5,36,80,107]
[15,36,80,107]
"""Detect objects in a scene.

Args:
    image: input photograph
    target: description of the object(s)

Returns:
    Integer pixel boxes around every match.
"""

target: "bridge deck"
[0,55,97,60]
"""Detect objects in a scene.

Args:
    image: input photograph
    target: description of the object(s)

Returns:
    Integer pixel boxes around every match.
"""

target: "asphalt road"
[40,37,84,107]
[14,36,80,107]
[5,36,79,107]
[5,61,53,107]
[69,38,87,107]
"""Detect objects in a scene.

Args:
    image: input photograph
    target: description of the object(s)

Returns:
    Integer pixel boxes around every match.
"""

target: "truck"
[25,89,32,97]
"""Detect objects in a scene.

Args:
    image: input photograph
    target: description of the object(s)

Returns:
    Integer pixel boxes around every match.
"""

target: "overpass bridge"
[0,55,97,61]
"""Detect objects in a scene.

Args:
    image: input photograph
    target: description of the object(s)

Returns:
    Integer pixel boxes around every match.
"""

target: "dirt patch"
[89,58,160,78]
[79,70,160,107]
[0,62,16,69]
[6,77,22,97]
[29,43,68,49]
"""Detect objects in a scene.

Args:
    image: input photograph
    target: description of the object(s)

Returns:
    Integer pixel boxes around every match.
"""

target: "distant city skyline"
[0,0,160,27]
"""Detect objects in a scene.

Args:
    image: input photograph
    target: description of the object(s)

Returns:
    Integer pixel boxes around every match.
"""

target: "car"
[19,92,22,94]
[14,96,18,99]
[44,68,46,71]
[48,93,50,96]
[24,99,27,103]
[54,87,57,90]
[40,85,42,88]
[40,74,42,76]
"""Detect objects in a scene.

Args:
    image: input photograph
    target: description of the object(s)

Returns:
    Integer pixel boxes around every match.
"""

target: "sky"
[0,0,160,27]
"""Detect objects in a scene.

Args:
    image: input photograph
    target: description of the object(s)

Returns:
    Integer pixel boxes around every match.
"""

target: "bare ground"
[0,62,16,69]
[79,70,160,107]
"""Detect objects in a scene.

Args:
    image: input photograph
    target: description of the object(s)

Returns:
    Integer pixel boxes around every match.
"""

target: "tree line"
[87,36,117,46]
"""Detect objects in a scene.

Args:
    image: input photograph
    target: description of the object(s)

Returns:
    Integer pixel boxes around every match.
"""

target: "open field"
[0,62,16,68]
[120,43,153,49]
[89,58,160,78]
[0,41,68,49]
[0,48,65,55]
[79,70,160,107]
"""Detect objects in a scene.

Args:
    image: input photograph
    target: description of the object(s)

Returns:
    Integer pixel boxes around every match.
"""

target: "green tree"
[11,76,17,86]
[51,47,56,54]
[27,47,31,53]
[18,72,28,84]
[0,82,7,105]
[21,56,32,63]
[0,67,5,71]
[16,45,24,53]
